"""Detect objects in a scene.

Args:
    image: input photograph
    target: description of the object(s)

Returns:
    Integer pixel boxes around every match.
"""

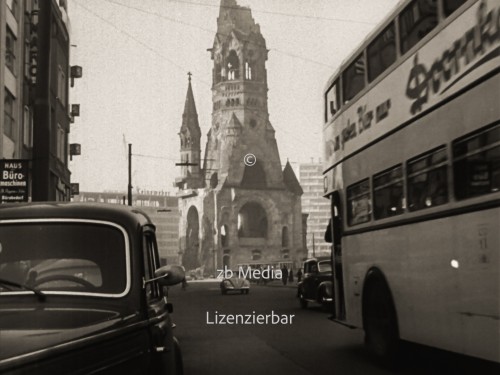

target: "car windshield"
[0,221,128,296]
[318,261,332,273]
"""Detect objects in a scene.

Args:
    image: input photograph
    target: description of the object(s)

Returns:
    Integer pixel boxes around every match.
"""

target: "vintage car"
[220,275,250,295]
[0,202,185,375]
[297,257,333,309]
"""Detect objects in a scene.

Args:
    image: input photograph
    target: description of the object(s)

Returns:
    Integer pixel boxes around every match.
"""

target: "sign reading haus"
[0,160,29,204]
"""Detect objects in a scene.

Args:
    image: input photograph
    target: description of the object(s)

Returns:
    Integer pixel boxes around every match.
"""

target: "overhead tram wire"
[99,0,336,69]
[73,0,213,88]
[74,0,322,157]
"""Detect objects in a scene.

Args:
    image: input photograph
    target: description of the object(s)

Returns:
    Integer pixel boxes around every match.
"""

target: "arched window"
[245,62,253,80]
[223,254,231,269]
[184,206,200,270]
[282,226,289,247]
[238,202,267,238]
[226,50,239,80]
[215,63,222,83]
[251,249,262,261]
[210,173,218,189]
[220,224,229,247]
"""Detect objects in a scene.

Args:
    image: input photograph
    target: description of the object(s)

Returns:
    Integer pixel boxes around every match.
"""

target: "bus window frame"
[346,178,372,226]
[452,122,500,200]
[373,164,405,220]
[367,21,398,83]
[342,52,367,104]
[406,146,449,211]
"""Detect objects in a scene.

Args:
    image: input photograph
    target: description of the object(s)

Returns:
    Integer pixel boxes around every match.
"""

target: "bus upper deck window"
[399,0,438,55]
[367,23,396,82]
[343,54,366,103]
[325,82,339,122]
[443,0,467,17]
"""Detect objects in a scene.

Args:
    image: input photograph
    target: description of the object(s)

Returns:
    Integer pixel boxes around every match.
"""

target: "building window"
[57,66,67,105]
[373,165,404,220]
[23,106,33,147]
[453,123,500,200]
[399,0,438,55]
[57,124,66,161]
[6,27,17,74]
[407,147,448,210]
[4,90,16,140]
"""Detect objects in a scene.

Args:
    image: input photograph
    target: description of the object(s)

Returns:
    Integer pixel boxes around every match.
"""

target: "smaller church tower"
[176,73,202,190]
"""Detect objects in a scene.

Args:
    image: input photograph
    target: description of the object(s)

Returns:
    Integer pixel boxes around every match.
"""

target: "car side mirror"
[145,265,185,287]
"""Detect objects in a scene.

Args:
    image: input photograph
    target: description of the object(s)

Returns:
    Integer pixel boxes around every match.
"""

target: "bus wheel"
[363,278,399,367]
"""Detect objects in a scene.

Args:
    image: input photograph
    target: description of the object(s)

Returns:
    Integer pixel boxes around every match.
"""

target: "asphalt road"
[168,280,499,375]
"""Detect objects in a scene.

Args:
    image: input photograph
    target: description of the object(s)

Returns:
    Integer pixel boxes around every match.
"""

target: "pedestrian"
[181,276,188,290]
[296,268,302,283]
[289,268,294,283]
[281,266,289,285]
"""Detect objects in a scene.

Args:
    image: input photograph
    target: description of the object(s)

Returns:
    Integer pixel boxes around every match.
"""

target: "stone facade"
[176,0,305,275]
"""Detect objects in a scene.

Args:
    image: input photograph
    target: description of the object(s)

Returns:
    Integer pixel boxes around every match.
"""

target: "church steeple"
[176,73,202,189]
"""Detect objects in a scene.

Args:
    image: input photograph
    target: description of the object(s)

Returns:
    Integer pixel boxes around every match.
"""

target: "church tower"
[176,73,202,190]
[177,0,305,275]
[204,0,284,190]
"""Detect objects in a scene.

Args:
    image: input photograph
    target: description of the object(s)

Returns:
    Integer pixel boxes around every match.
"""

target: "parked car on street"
[0,202,185,375]
[220,275,250,295]
[297,257,333,309]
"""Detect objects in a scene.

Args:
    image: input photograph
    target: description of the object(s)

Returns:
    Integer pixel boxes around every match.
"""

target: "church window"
[215,63,222,83]
[221,224,229,247]
[226,50,240,80]
[210,172,218,188]
[245,62,253,80]
[249,119,257,128]
[282,226,289,247]
[238,202,267,238]
[251,250,262,261]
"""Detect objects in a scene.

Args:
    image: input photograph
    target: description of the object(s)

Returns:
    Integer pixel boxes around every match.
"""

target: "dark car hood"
[0,306,127,363]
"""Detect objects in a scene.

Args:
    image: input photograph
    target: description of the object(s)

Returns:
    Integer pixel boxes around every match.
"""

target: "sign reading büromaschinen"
[0,160,29,204]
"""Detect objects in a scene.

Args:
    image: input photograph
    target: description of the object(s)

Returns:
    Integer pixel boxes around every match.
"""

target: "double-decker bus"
[322,0,499,364]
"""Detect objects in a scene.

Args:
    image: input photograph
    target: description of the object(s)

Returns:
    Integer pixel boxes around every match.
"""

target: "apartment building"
[1,0,75,202]
[299,159,331,257]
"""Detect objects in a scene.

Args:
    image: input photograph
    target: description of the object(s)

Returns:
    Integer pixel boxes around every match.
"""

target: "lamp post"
[128,144,132,206]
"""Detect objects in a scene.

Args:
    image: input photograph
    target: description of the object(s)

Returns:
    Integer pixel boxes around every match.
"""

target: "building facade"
[299,160,331,257]
[176,0,306,275]
[72,191,180,264]
[1,0,74,202]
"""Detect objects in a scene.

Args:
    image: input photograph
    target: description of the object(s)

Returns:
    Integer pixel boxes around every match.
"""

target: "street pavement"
[168,280,499,375]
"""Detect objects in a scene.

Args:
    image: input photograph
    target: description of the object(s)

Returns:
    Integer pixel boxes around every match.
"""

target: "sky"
[68,0,400,194]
